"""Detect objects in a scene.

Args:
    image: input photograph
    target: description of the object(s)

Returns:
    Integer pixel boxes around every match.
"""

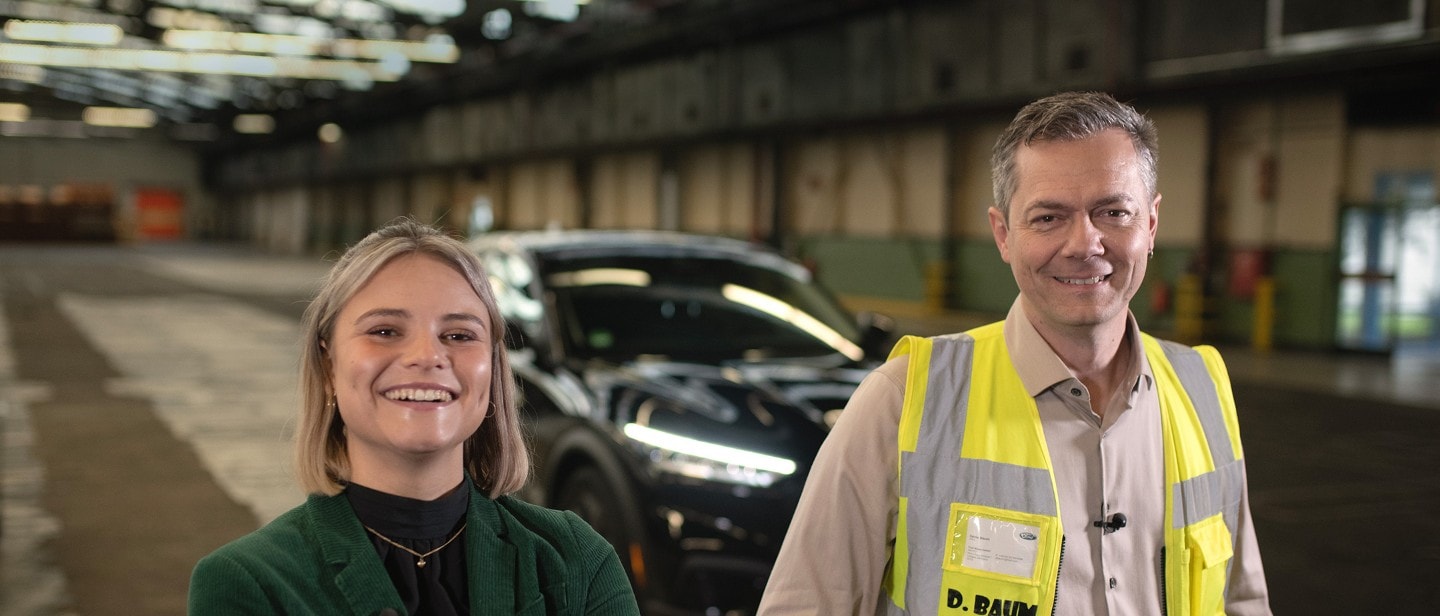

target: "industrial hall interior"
[2,0,1440,615]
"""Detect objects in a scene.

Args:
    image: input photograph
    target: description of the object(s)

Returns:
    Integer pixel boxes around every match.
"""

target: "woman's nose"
[403,335,446,368]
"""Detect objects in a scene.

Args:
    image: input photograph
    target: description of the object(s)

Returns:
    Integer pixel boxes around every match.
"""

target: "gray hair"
[991,91,1158,217]
[294,218,529,498]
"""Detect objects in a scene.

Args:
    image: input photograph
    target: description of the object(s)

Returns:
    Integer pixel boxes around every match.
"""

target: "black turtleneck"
[346,481,470,616]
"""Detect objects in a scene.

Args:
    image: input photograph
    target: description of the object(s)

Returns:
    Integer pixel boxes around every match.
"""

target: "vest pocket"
[1185,515,1233,615]
[934,504,1058,615]
[942,504,1052,583]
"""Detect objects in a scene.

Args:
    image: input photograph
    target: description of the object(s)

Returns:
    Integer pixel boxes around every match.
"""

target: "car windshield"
[541,253,863,363]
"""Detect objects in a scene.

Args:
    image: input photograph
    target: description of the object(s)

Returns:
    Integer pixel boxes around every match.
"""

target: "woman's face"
[328,253,494,474]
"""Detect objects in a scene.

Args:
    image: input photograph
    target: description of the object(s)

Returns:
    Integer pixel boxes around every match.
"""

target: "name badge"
[947,511,1041,579]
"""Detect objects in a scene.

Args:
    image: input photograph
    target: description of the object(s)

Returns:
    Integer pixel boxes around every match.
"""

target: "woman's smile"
[382,385,458,404]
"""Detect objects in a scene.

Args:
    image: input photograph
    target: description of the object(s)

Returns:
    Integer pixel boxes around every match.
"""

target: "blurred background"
[2,0,1440,614]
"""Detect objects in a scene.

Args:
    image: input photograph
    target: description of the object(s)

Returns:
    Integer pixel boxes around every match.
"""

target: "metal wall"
[206,0,1440,349]
[212,0,1143,187]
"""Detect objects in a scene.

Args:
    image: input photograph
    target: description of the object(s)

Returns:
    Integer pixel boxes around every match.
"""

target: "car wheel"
[554,465,636,577]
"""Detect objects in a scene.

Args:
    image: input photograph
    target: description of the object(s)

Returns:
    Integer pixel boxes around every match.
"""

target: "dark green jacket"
[188,485,639,615]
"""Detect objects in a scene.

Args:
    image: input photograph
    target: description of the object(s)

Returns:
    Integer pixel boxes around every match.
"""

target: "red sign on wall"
[134,187,184,240]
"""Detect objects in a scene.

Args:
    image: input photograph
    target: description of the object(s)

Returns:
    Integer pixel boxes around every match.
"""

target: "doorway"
[1336,172,1439,353]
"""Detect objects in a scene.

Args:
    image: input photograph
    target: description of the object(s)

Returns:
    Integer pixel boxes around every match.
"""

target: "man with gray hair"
[758,92,1270,615]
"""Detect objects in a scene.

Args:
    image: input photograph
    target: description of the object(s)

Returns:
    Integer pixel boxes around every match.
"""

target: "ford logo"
[1019,532,1037,541]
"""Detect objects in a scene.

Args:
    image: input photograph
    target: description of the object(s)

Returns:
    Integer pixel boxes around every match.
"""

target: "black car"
[471,230,894,615]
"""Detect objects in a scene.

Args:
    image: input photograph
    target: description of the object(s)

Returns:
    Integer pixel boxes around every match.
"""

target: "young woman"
[189,220,639,615]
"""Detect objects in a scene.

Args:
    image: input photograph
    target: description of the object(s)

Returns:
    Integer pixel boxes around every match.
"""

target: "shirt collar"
[1001,298,1153,398]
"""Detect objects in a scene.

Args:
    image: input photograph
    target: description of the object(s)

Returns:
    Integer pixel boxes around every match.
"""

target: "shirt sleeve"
[757,358,907,616]
[1225,462,1273,615]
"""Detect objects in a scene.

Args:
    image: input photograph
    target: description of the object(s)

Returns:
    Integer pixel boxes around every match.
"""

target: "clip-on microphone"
[1093,512,1127,533]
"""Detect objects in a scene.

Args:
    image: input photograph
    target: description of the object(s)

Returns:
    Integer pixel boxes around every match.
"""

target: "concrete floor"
[3,242,1438,614]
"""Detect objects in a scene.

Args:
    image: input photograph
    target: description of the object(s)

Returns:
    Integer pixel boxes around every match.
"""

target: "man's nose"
[1062,217,1104,258]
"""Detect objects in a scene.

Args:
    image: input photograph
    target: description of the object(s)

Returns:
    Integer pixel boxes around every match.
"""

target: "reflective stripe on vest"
[882,325,1245,616]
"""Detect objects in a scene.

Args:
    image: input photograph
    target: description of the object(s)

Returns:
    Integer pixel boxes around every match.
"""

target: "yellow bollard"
[1252,276,1275,352]
[1174,274,1204,344]
[925,260,949,313]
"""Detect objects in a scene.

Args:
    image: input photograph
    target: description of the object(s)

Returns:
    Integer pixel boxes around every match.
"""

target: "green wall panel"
[1133,246,1198,334]
[797,236,941,302]
[1213,248,1337,349]
[950,238,1015,315]
[796,236,1335,350]
[1271,249,1337,349]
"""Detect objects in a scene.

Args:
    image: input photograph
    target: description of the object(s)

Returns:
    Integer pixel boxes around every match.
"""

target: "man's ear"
[988,206,1012,264]
[1149,192,1162,247]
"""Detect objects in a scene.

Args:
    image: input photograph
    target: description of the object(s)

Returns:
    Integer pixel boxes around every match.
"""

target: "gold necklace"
[362,523,467,568]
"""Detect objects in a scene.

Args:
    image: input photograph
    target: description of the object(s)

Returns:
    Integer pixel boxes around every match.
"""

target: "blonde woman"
[190,220,639,615]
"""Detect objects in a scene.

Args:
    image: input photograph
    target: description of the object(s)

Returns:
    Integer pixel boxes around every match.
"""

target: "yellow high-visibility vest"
[881,322,1246,616]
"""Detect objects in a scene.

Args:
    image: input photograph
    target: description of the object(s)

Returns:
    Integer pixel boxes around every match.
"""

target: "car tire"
[554,465,637,579]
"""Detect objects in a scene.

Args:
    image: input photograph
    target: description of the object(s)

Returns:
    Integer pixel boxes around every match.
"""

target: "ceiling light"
[0,43,405,81]
[233,114,275,134]
[383,0,466,19]
[317,122,342,143]
[81,106,157,128]
[521,0,586,22]
[161,29,459,63]
[0,103,31,122]
[0,63,46,83]
[3,20,125,46]
[482,8,513,40]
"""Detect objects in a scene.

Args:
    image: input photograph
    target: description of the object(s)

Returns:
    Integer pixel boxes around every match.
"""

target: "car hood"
[578,358,871,464]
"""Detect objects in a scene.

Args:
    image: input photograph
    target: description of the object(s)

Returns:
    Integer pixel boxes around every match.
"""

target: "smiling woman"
[188,219,640,616]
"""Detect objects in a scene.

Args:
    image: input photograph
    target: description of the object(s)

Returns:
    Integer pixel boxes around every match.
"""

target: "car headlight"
[623,423,796,488]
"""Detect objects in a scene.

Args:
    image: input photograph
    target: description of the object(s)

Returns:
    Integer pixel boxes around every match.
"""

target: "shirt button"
[1070,387,1083,397]
[1109,577,1118,589]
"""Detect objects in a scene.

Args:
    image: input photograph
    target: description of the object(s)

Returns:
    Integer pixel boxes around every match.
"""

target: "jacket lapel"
[309,493,407,615]
[466,491,522,612]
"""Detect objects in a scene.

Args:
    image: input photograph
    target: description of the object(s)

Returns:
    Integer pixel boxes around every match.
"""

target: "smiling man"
[759,92,1272,616]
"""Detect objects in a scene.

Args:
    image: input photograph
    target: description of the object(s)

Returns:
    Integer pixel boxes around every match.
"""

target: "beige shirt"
[758,301,1271,616]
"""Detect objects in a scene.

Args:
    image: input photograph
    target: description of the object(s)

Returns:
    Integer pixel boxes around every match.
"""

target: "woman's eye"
[444,331,480,342]
[368,327,399,337]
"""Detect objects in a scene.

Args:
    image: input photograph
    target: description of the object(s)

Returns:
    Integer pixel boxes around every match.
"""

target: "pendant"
[416,558,427,568]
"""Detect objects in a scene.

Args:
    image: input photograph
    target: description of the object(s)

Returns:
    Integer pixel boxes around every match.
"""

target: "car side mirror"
[855,311,897,360]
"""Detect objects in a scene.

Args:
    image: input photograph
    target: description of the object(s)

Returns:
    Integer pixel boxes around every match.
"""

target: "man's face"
[988,128,1159,339]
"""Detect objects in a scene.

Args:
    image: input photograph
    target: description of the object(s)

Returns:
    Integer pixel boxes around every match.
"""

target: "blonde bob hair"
[294,219,529,498]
